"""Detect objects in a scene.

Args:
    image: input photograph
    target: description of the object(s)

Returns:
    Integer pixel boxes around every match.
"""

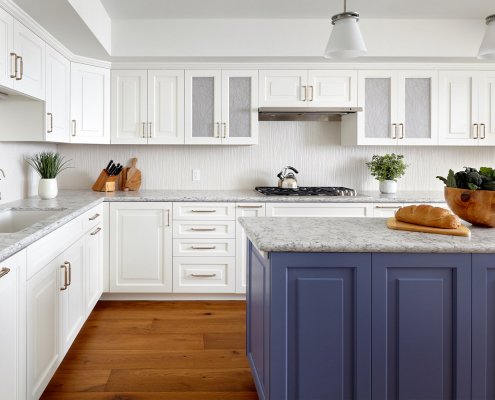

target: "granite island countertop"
[239,217,495,254]
[0,189,447,263]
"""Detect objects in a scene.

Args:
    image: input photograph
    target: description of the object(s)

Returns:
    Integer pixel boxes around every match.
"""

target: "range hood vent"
[258,107,362,122]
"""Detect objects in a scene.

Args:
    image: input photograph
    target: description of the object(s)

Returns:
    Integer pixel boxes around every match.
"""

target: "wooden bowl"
[444,187,495,227]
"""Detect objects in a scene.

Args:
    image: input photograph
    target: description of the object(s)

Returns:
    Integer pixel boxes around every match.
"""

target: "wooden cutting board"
[387,217,471,237]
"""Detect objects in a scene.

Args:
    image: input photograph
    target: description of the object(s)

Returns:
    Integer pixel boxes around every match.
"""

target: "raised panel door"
[110,202,172,292]
[85,224,103,317]
[0,7,13,89]
[148,70,185,144]
[45,46,70,143]
[13,20,45,99]
[308,70,357,107]
[110,70,147,144]
[235,203,265,293]
[478,72,495,145]
[221,70,258,145]
[258,70,307,106]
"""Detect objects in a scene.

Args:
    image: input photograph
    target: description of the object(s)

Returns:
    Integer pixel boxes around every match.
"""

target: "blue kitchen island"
[239,217,495,400]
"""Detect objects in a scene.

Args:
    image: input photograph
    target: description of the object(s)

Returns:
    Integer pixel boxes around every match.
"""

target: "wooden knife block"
[92,170,118,192]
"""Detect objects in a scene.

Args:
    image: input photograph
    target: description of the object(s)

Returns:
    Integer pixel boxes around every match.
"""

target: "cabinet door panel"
[148,70,185,144]
[479,72,495,145]
[85,224,103,317]
[111,70,147,144]
[258,70,307,106]
[0,7,13,89]
[308,70,357,107]
[372,253,471,400]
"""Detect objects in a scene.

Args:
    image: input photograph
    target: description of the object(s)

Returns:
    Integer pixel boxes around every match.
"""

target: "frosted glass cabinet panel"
[365,78,393,139]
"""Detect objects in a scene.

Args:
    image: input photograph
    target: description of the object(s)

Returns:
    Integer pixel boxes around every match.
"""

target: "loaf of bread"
[395,205,461,229]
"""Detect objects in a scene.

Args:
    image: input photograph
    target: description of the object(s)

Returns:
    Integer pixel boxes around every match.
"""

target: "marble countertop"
[239,217,495,254]
[0,189,447,263]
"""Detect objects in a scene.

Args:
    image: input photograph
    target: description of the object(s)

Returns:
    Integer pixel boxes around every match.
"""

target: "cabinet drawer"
[372,204,404,218]
[173,257,235,293]
[173,220,235,238]
[81,204,104,231]
[173,239,235,257]
[266,203,372,217]
[173,203,235,220]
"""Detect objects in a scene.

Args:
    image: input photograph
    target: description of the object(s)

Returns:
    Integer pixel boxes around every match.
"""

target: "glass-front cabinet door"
[221,70,258,145]
[185,70,222,144]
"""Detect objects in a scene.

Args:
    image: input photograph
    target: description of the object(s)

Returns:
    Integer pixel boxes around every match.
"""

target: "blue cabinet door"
[472,254,495,400]
[372,253,471,400]
[270,252,372,400]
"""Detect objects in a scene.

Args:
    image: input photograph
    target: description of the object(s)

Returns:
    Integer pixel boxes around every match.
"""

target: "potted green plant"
[366,153,407,194]
[26,152,72,199]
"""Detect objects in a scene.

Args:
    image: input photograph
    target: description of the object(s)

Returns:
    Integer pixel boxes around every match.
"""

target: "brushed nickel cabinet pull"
[60,264,68,290]
[15,55,22,80]
[191,245,217,250]
[190,273,217,278]
[399,123,405,139]
[72,120,76,136]
[301,86,307,102]
[89,213,100,221]
[9,53,16,78]
[141,122,146,138]
[214,122,220,138]
[0,267,10,279]
[47,113,53,133]
[480,123,486,139]
[90,227,101,235]
[222,122,227,138]
[237,205,263,208]
[308,85,314,101]
[191,209,217,213]
[473,123,479,139]
[65,261,72,287]
[148,122,152,138]
[190,227,217,232]
[375,205,400,209]
[391,123,397,139]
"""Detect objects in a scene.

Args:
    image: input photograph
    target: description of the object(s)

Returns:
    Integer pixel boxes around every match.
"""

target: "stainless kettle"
[277,166,299,189]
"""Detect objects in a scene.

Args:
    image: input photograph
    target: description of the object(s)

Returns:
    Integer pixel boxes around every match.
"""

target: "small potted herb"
[366,153,407,194]
[26,152,72,199]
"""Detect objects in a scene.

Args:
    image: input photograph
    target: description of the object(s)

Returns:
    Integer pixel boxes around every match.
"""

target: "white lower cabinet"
[85,223,103,316]
[109,202,173,292]
[235,203,265,293]
[0,250,26,400]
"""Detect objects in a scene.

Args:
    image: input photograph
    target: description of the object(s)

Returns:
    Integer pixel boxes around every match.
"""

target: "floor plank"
[41,300,258,400]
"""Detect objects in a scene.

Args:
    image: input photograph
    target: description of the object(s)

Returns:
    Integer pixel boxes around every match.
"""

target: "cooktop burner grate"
[255,186,357,196]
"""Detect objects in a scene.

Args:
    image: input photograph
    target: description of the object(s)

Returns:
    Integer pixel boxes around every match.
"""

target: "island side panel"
[372,253,471,400]
[269,252,372,400]
[472,254,495,400]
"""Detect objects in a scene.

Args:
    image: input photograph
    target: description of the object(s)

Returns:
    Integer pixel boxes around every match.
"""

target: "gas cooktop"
[255,186,357,196]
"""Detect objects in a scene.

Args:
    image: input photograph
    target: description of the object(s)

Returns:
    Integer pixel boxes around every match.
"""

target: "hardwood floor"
[41,301,258,400]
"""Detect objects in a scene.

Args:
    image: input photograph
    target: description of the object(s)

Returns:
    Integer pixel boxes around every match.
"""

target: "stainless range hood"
[258,107,362,122]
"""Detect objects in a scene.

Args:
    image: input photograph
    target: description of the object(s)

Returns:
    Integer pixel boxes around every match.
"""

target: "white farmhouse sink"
[0,209,62,233]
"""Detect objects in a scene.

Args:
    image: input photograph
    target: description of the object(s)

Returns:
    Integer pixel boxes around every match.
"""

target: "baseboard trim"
[100,292,246,301]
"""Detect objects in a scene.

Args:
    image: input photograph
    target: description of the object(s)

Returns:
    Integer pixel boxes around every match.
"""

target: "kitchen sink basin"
[0,209,63,233]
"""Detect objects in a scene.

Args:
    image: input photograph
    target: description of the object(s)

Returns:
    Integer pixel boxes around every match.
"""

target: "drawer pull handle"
[237,205,263,208]
[0,267,10,279]
[65,261,72,287]
[190,227,217,232]
[60,264,68,290]
[90,227,102,235]
[191,209,217,213]
[89,213,100,221]
[375,206,400,209]
[191,245,217,250]
[190,273,217,278]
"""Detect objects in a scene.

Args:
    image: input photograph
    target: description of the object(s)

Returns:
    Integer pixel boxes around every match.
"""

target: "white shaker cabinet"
[45,45,70,142]
[258,70,307,106]
[71,62,110,144]
[235,203,265,293]
[0,7,13,89]
[0,250,26,400]
[109,202,173,292]
[85,223,103,316]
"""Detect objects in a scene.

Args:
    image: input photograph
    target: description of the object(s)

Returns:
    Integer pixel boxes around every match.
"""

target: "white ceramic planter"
[38,178,58,200]
[379,180,397,194]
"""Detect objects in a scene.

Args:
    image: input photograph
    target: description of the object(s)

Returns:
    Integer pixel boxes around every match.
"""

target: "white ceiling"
[100,0,493,19]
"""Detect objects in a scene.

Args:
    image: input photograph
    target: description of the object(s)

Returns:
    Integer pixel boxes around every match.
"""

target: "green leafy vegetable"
[437,166,495,191]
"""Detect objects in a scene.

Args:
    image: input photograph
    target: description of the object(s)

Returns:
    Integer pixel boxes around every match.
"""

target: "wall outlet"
[192,169,200,181]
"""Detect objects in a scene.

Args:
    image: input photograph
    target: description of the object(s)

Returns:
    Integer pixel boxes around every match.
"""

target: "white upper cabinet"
[71,63,110,144]
[12,21,45,100]
[344,70,438,146]
[0,7,13,90]
[111,69,185,144]
[45,46,70,143]
[185,69,258,145]
[439,71,495,146]
[259,69,357,107]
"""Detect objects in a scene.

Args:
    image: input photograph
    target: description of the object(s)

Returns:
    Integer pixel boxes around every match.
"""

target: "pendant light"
[478,14,495,60]
[324,0,367,59]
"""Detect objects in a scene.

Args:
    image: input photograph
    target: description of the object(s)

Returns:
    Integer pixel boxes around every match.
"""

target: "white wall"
[56,122,495,193]
[0,142,56,204]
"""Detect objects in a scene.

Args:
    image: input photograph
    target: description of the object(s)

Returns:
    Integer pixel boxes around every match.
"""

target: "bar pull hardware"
[141,122,146,138]
[301,86,307,102]
[9,53,16,78]
[0,267,10,279]
[166,210,170,227]
[89,213,100,221]
[473,123,479,139]
[308,86,314,101]
[63,261,72,287]
[47,113,53,133]
[190,273,217,278]
[214,122,220,138]
[190,227,217,232]
[222,122,227,138]
[399,123,405,139]
[375,205,401,209]
[480,123,486,139]
[191,209,217,213]
[391,123,397,139]
[237,205,263,208]
[90,227,101,236]
[15,55,23,80]
[191,245,217,250]
[72,120,76,136]
[60,264,68,290]
[148,122,152,138]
